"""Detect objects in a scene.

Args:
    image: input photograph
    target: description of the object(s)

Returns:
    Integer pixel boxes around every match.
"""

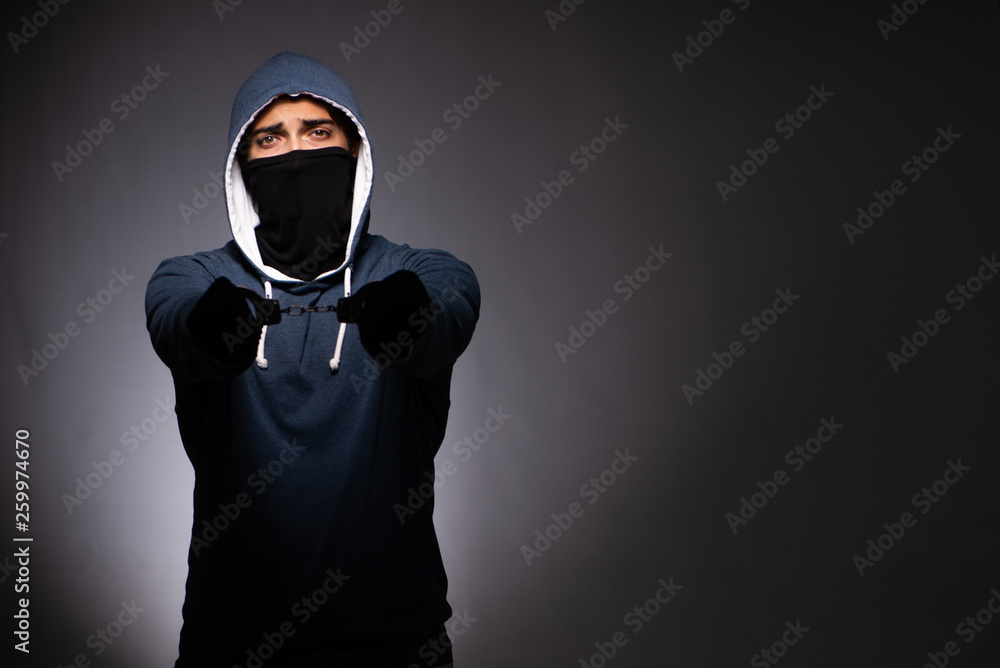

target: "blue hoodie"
[145,51,480,667]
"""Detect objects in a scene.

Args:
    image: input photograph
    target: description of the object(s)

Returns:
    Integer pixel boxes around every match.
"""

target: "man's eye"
[257,135,277,147]
[311,129,330,138]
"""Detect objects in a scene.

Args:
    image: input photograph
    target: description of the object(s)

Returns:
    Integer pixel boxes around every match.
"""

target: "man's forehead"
[252,94,335,127]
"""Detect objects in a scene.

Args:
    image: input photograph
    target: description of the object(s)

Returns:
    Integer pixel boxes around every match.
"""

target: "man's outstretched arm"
[145,255,263,382]
[344,248,481,377]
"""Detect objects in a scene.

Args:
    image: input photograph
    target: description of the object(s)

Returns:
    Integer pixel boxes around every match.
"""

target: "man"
[145,50,479,667]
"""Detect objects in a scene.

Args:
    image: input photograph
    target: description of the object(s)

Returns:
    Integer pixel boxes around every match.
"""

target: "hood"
[224,51,373,284]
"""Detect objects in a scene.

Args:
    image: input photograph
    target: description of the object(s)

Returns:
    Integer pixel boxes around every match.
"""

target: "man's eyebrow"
[251,118,335,136]
[302,118,335,128]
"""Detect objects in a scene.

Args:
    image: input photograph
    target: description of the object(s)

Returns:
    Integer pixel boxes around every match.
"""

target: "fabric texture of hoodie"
[145,51,480,667]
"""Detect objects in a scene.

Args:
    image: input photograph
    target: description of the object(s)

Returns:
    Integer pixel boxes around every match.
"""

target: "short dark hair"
[235,94,361,171]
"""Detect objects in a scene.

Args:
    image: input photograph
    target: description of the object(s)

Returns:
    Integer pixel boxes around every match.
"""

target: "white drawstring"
[255,280,273,369]
[256,269,351,373]
[330,265,352,372]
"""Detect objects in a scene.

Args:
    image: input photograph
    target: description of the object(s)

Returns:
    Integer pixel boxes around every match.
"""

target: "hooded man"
[145,51,479,667]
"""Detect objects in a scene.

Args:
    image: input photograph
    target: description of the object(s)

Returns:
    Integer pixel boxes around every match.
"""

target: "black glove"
[339,270,431,367]
[187,277,264,372]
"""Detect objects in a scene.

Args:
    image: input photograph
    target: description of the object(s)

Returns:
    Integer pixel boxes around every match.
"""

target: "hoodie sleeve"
[393,248,481,378]
[145,253,245,383]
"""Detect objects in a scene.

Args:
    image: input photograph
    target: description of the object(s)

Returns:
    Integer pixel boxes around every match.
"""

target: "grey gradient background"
[2,0,999,666]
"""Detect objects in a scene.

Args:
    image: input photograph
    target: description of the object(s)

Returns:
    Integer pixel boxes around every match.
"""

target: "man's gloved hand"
[340,270,431,367]
[187,277,263,372]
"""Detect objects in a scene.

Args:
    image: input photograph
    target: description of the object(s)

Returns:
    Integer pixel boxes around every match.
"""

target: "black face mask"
[243,146,357,281]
